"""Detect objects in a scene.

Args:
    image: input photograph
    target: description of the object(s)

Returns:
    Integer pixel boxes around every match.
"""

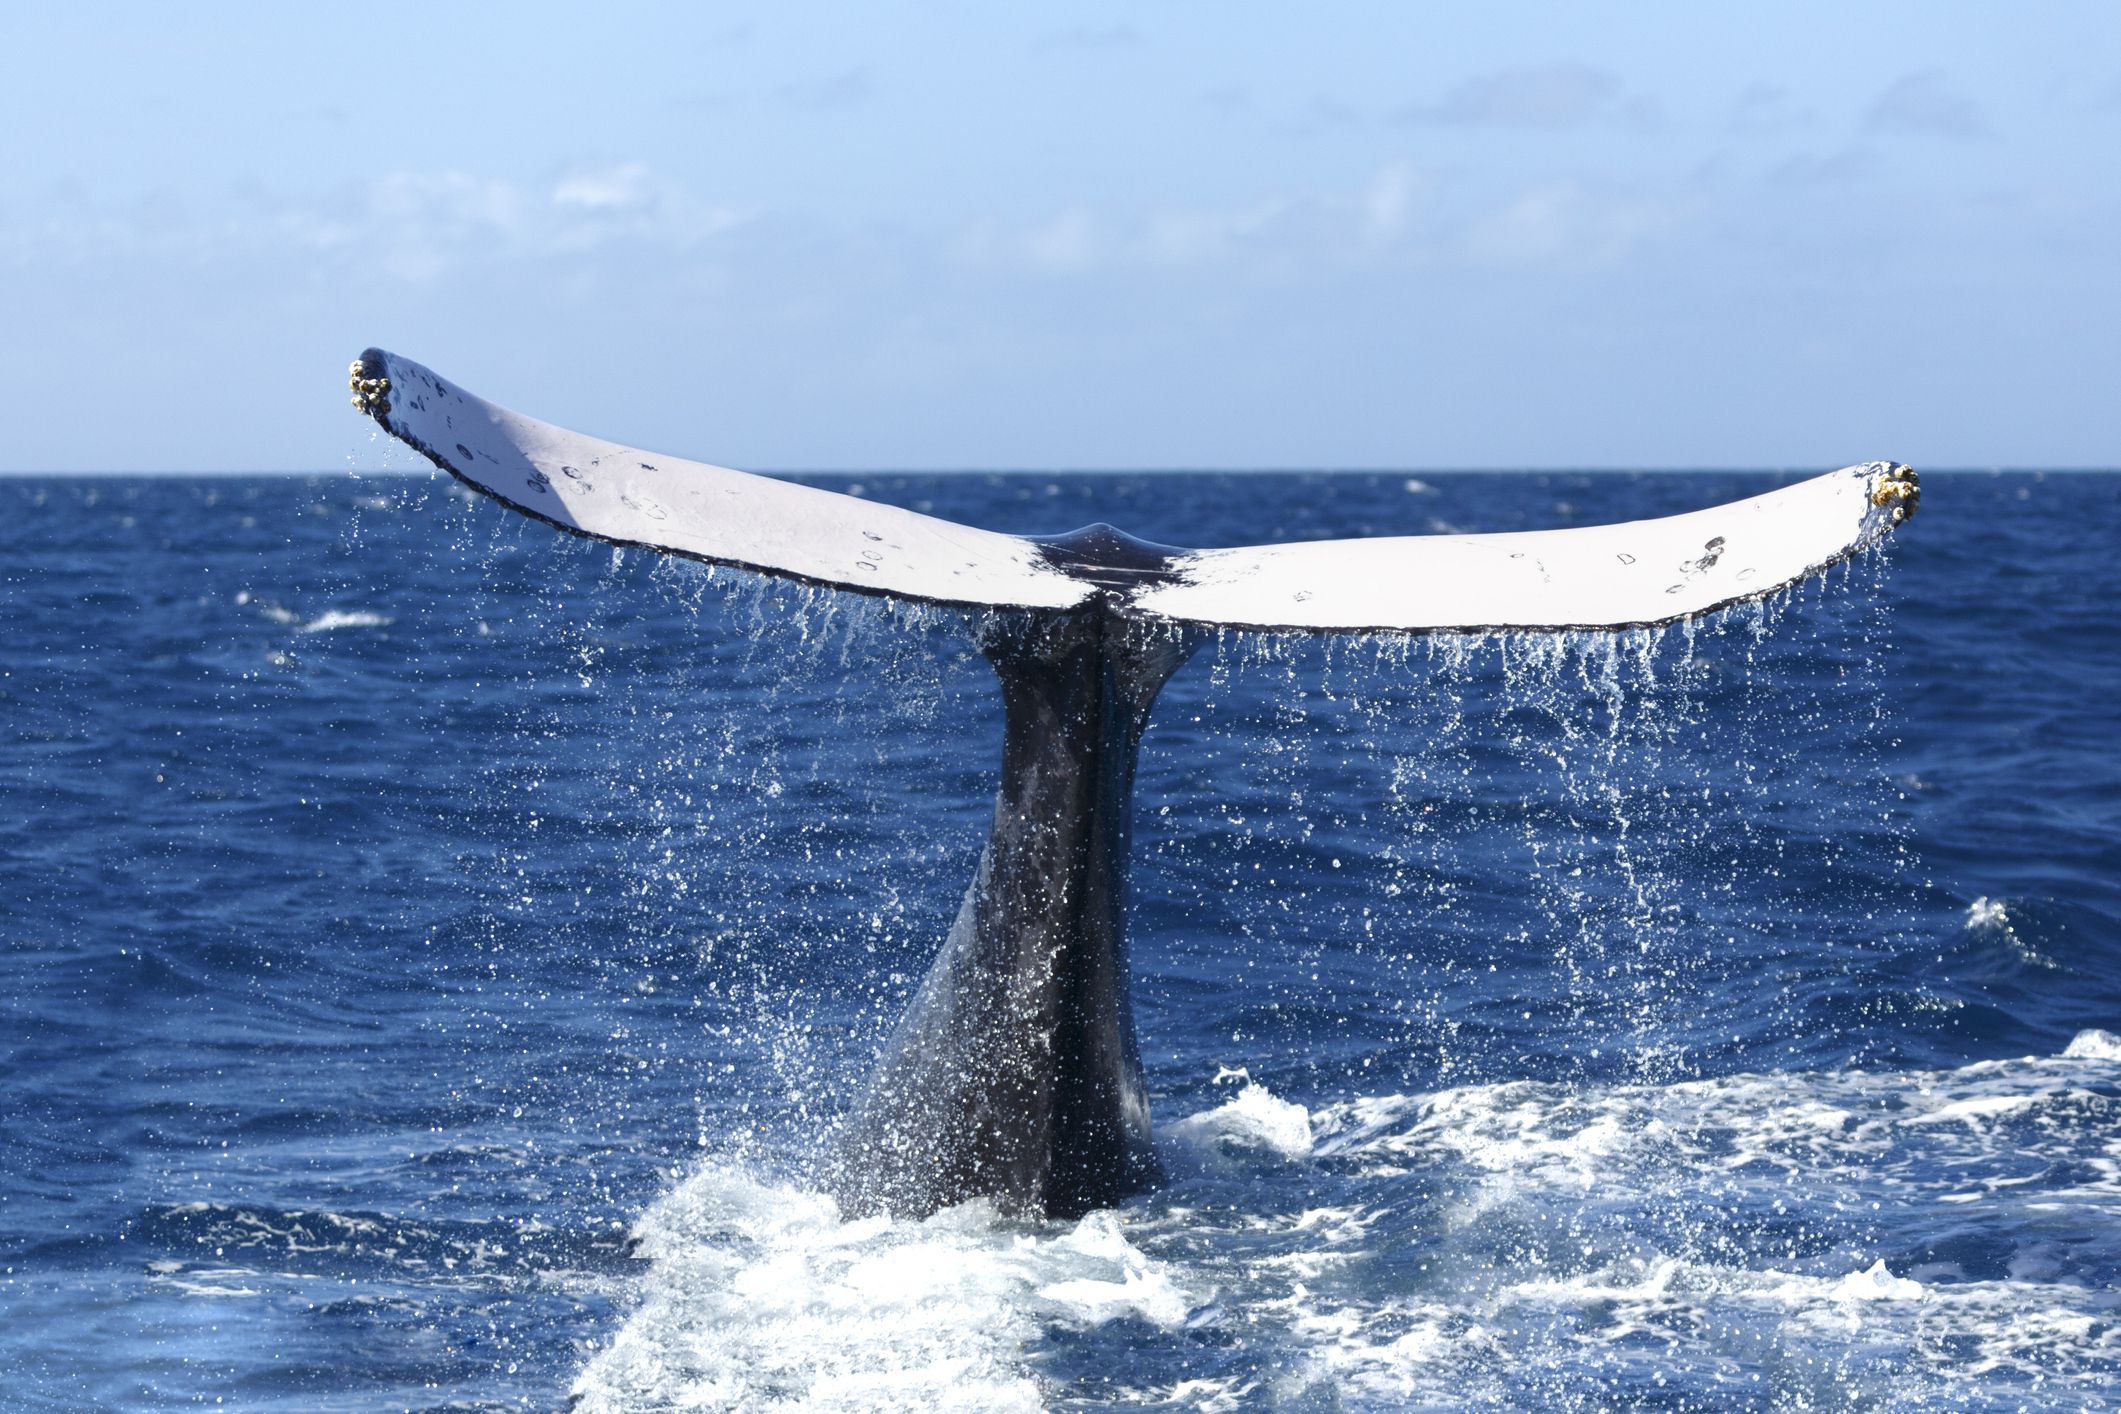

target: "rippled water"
[2,471,2116,1411]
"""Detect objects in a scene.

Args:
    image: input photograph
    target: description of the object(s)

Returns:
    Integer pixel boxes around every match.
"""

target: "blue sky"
[3,3,2114,470]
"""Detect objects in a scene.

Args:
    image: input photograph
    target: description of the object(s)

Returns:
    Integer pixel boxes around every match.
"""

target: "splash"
[570,1167,1196,1412]
[569,1033,2120,1409]
[434,499,1930,1404]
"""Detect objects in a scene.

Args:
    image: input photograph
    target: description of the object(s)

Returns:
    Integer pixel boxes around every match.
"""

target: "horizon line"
[2,465,2115,478]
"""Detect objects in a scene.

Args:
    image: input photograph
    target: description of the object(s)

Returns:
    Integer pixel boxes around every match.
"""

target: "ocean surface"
[1,469,2116,1412]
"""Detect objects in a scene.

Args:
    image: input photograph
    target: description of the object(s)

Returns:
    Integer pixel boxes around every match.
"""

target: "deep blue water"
[2,470,2117,1412]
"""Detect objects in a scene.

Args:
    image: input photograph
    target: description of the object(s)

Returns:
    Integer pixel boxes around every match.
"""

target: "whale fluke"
[353,348,1916,1220]
[351,349,1915,636]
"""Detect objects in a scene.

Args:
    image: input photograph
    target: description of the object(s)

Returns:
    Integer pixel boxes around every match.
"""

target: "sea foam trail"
[571,1169,1197,1413]
[574,1031,2121,1412]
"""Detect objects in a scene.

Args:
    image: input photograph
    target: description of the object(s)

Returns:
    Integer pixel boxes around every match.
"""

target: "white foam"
[1963,895,2058,968]
[1036,1260,1192,1328]
[2063,1028,2121,1060]
[298,609,393,633]
[1155,1376,1260,1412]
[580,1038,2121,1408]
[571,1166,1197,1413]
[1270,1040,2121,1398]
[247,598,393,633]
[1827,1258,1925,1303]
[1906,1092,2044,1126]
[148,1265,267,1300]
[1167,1080,1314,1158]
[1966,896,2010,930]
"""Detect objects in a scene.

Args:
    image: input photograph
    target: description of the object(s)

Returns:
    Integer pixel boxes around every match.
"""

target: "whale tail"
[351,348,1915,639]
[353,348,1916,1218]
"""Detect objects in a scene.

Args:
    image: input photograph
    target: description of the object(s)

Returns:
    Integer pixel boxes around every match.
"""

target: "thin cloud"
[776,67,875,112]
[1727,83,1811,137]
[4,164,753,283]
[360,172,525,277]
[1281,95,1365,138]
[552,162,655,212]
[1258,94,1368,142]
[1463,180,1683,269]
[1765,147,1879,189]
[957,163,1675,278]
[1866,72,1987,140]
[1398,65,1658,131]
[956,198,1293,275]
[1138,199,1288,265]
[1362,161,1428,241]
[1018,209,1102,272]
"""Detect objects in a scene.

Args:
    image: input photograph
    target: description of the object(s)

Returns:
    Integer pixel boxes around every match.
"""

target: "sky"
[2,3,2115,471]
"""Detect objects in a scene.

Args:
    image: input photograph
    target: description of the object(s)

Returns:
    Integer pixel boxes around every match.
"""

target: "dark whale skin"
[826,591,1196,1221]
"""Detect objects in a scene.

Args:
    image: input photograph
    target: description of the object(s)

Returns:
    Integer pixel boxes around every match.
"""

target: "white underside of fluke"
[354,349,1914,634]
[359,351,1091,613]
[1136,471,1898,633]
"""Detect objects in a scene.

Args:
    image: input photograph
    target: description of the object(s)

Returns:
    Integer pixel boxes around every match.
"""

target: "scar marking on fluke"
[1683,536,1727,577]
